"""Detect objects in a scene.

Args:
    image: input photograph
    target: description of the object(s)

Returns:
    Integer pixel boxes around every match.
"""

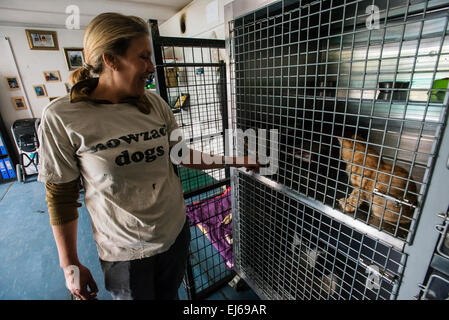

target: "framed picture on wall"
[11,97,27,110]
[25,29,59,50]
[33,85,47,97]
[43,70,61,82]
[63,48,85,70]
[5,76,20,90]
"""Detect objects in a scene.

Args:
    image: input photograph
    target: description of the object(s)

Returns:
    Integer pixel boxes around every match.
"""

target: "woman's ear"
[102,53,119,71]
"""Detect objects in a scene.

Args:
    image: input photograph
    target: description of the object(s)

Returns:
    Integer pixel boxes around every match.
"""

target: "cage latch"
[373,189,417,209]
[359,257,397,285]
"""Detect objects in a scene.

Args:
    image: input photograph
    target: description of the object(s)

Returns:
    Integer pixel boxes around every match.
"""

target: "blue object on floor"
[0,160,9,180]
[0,181,259,300]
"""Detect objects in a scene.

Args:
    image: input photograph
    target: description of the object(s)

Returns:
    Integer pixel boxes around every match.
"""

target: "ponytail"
[69,65,91,86]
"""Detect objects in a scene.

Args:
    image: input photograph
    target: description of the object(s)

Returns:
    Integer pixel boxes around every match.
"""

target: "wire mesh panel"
[230,0,449,242]
[161,45,228,192]
[233,171,406,300]
[150,21,235,299]
[186,187,235,295]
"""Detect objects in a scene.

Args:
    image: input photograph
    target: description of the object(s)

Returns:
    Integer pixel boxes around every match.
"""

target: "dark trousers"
[99,220,190,300]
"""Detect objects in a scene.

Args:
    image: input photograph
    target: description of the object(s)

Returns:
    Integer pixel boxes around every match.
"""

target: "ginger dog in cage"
[337,134,417,228]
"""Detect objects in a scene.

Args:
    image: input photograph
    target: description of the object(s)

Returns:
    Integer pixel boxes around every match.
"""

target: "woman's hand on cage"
[233,154,260,173]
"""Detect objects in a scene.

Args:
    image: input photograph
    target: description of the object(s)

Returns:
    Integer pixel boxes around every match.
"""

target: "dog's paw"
[338,198,346,209]
[339,198,355,213]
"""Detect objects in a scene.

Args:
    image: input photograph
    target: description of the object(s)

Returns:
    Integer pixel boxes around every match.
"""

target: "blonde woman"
[38,12,258,300]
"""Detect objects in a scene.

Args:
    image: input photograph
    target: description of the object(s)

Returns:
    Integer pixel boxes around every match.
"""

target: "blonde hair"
[69,13,149,86]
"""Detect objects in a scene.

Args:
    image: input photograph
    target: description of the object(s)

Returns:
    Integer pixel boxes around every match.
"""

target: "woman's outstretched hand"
[234,154,260,173]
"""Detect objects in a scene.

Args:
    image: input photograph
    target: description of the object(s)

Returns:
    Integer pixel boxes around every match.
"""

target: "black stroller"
[11,118,40,183]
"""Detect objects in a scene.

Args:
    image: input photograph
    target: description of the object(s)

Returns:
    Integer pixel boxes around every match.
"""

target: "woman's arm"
[51,219,98,300]
[45,181,98,300]
[179,149,259,172]
[51,219,80,268]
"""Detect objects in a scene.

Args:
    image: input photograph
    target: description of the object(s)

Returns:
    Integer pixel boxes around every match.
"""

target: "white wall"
[159,0,234,40]
[0,26,84,146]
[0,0,231,155]
[158,0,278,39]
[0,0,193,151]
[0,0,186,29]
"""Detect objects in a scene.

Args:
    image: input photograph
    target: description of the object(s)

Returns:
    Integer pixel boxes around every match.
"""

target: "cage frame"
[149,19,236,300]
[225,0,449,300]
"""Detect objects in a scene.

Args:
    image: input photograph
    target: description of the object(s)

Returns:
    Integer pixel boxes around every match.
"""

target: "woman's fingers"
[79,270,98,300]
[87,273,99,299]
[246,165,260,173]
[245,154,260,173]
[72,289,84,300]
[78,286,90,300]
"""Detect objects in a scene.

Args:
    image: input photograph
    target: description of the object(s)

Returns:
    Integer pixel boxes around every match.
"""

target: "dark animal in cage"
[337,134,417,231]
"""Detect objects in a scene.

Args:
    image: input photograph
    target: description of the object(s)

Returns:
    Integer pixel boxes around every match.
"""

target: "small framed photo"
[25,29,59,50]
[64,48,85,71]
[43,70,61,82]
[5,76,20,90]
[33,85,47,97]
[174,93,190,109]
[11,97,27,110]
[64,82,72,93]
[49,96,60,102]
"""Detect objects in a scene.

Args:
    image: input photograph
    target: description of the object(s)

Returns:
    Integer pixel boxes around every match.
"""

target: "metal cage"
[233,171,405,299]
[227,0,449,300]
[149,20,235,300]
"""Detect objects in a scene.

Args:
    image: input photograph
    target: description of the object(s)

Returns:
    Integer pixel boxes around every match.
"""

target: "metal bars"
[149,20,233,299]
[233,171,406,300]
[230,0,449,241]
[228,0,449,301]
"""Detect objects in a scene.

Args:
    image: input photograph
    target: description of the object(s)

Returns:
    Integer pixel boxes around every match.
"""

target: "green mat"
[177,166,218,193]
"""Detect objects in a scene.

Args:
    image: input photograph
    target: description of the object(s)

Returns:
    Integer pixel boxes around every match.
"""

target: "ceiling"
[0,0,194,29]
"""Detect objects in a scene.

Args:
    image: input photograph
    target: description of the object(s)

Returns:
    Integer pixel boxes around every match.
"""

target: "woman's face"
[114,35,155,97]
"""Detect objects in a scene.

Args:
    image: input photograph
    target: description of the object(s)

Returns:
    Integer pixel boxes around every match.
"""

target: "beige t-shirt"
[37,91,186,262]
